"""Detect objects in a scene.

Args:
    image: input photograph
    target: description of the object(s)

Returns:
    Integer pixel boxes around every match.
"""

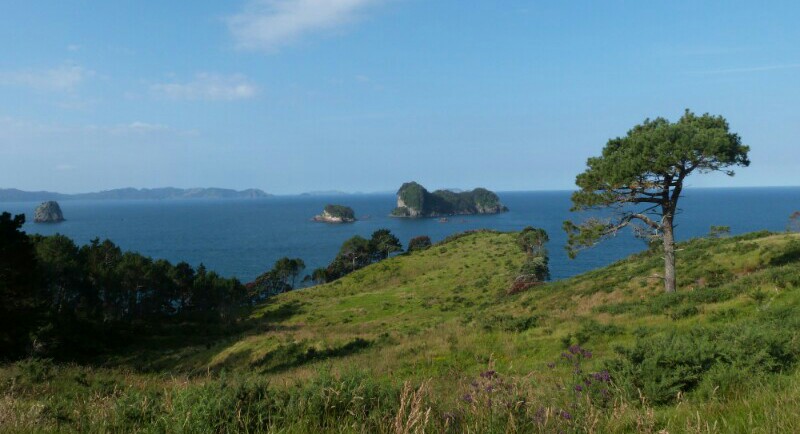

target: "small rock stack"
[34,201,65,223]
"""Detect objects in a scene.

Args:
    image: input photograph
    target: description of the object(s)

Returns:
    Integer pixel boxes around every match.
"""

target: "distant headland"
[0,187,271,202]
[313,204,356,223]
[390,181,508,218]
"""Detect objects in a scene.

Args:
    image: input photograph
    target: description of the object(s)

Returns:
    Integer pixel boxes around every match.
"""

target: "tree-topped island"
[391,182,508,218]
[313,204,357,223]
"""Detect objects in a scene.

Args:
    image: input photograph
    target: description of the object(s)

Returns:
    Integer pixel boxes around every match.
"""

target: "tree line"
[250,229,420,297]
[0,212,248,359]
[1,209,444,360]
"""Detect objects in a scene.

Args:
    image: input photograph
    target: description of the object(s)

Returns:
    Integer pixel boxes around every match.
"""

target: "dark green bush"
[480,314,537,332]
[669,305,699,320]
[608,325,799,405]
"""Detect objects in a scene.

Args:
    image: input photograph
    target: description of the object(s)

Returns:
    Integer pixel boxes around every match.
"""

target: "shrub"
[608,325,799,405]
[788,211,800,233]
[480,314,537,332]
[669,305,699,320]
[407,236,432,252]
[708,225,731,238]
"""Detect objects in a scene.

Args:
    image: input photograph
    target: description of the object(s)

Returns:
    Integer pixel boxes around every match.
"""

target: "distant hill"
[0,187,271,201]
[299,190,350,196]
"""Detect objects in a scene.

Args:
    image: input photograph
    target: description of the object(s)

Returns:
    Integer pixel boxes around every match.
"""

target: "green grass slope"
[4,230,800,433]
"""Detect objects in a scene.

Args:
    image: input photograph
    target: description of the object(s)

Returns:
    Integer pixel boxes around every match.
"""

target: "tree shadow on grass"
[769,240,800,266]
[252,337,372,373]
[106,299,307,372]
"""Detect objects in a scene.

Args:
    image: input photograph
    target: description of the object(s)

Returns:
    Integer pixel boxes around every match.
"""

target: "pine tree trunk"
[662,219,676,293]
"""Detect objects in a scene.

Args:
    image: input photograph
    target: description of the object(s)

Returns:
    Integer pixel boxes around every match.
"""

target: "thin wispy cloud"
[227,0,383,51]
[689,63,800,75]
[100,122,172,135]
[0,116,196,139]
[150,73,258,101]
[0,64,93,92]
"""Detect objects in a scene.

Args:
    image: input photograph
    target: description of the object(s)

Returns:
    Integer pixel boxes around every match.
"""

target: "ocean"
[4,187,799,283]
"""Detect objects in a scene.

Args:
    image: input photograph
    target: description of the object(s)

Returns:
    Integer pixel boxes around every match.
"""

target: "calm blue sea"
[3,187,799,283]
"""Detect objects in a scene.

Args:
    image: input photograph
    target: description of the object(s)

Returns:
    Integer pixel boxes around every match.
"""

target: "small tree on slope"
[563,110,749,293]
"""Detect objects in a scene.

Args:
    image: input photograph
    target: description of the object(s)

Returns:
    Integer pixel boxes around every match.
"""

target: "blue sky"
[0,1,798,194]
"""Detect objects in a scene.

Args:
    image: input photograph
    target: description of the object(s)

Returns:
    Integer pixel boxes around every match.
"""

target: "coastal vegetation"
[407,235,432,252]
[510,226,550,294]
[391,182,507,218]
[789,211,800,232]
[3,226,800,432]
[313,204,356,223]
[0,212,248,360]
[1,113,792,433]
[564,110,750,293]
[250,257,306,299]
[310,229,403,283]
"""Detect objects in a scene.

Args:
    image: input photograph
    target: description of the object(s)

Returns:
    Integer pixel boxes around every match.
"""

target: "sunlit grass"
[3,230,800,432]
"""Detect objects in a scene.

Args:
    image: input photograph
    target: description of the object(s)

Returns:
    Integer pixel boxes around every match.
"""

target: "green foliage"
[392,182,506,217]
[609,325,799,405]
[253,257,306,298]
[394,181,427,212]
[788,211,800,233]
[314,230,404,283]
[480,314,538,332]
[517,226,549,257]
[519,256,549,281]
[0,218,248,360]
[709,225,731,238]
[571,111,749,210]
[323,204,356,220]
[369,228,403,260]
[407,235,432,252]
[565,110,750,292]
[5,227,800,432]
[0,212,42,359]
[510,227,550,293]
[1,366,401,433]
[253,338,372,372]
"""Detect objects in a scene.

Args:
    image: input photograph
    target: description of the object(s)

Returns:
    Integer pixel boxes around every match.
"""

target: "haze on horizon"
[1,1,798,195]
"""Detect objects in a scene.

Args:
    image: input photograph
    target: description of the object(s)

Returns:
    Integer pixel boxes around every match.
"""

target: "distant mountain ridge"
[0,187,271,202]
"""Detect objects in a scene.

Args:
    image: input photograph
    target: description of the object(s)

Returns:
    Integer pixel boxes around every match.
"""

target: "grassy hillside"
[4,230,800,433]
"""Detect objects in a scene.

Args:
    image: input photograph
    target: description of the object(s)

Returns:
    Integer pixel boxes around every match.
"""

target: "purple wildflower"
[592,370,611,383]
[480,370,497,379]
[534,407,546,423]
[462,393,474,404]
